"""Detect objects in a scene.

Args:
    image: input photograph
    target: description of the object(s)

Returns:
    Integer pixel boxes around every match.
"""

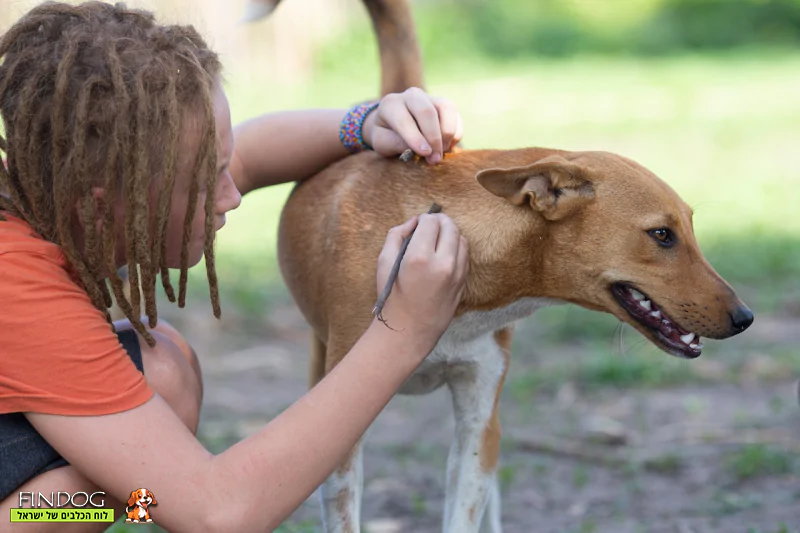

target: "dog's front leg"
[442,330,510,533]
[480,475,502,533]
[319,440,364,533]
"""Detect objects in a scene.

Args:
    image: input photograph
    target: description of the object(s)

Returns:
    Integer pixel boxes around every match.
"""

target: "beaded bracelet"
[339,101,380,154]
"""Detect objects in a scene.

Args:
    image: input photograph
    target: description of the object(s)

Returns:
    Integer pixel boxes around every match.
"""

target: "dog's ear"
[149,493,157,506]
[126,491,137,507]
[476,155,595,221]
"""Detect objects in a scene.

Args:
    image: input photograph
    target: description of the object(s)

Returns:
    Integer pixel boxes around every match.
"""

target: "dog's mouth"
[611,283,703,359]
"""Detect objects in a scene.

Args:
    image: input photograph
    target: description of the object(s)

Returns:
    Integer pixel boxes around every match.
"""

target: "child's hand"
[362,88,463,165]
[375,214,469,351]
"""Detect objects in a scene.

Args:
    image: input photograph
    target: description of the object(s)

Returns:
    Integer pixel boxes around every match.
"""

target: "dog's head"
[127,488,157,509]
[477,151,753,358]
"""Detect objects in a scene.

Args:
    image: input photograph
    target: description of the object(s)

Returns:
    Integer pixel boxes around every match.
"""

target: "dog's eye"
[648,228,675,247]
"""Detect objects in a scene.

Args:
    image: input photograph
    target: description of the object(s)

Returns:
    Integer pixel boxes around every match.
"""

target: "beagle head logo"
[125,488,157,524]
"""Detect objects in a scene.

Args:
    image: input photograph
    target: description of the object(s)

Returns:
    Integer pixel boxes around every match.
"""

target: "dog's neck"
[412,148,566,314]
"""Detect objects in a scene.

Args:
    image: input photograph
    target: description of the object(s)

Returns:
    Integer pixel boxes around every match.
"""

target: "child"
[0,2,468,531]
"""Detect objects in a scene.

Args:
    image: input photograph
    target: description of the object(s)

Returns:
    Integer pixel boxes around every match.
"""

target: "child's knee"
[139,323,203,434]
[150,320,204,400]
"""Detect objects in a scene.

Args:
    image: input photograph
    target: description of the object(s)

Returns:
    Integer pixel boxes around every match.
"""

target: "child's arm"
[231,88,462,196]
[25,213,468,533]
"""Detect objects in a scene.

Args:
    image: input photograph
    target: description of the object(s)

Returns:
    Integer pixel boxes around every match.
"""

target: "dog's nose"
[730,304,754,333]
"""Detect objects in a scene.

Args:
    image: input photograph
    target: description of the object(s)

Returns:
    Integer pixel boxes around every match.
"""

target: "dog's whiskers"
[614,321,626,356]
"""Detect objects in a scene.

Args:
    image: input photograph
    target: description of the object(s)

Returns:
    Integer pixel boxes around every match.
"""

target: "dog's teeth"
[662,319,671,326]
[629,289,645,301]
[689,343,700,349]
[640,300,652,311]
[680,333,695,344]
[650,310,661,319]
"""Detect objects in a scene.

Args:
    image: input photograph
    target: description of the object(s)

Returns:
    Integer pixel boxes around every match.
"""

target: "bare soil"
[160,294,800,533]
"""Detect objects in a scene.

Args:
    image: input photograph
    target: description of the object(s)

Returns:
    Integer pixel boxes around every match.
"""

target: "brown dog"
[249,1,754,531]
[125,488,157,524]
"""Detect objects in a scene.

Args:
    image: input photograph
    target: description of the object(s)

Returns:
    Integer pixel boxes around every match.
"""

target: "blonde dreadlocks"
[0,1,223,347]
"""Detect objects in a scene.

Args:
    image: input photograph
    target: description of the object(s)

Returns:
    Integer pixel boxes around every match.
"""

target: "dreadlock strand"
[144,80,173,310]
[196,78,222,319]
[52,77,109,317]
[26,105,58,241]
[155,75,179,304]
[119,88,142,320]
[99,36,142,331]
[176,85,211,308]
[0,13,55,61]
[0,157,31,223]
[50,39,88,277]
[50,32,79,184]
[131,71,156,327]
[11,71,48,229]
[75,77,107,301]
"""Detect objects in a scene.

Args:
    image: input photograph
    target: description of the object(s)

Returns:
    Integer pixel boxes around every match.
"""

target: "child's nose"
[217,172,242,214]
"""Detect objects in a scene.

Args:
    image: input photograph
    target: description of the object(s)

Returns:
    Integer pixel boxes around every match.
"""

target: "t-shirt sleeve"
[0,250,154,416]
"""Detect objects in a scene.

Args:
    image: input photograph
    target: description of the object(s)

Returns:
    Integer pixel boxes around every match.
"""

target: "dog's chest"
[399,297,561,395]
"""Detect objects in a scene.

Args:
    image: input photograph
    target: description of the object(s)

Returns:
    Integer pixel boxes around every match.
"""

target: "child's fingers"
[370,128,410,157]
[379,216,419,261]
[434,213,461,259]
[403,90,444,163]
[452,114,464,150]
[404,214,441,261]
[377,96,432,157]
[432,97,460,153]
[455,235,469,283]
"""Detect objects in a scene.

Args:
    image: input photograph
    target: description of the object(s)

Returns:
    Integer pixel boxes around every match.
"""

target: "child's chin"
[164,250,204,270]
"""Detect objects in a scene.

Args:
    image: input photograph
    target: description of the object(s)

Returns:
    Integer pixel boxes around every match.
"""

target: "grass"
[643,453,685,476]
[724,444,797,482]
[506,341,704,400]
[748,525,797,533]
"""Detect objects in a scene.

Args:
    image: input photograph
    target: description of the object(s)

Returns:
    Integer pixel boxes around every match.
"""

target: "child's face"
[163,83,241,269]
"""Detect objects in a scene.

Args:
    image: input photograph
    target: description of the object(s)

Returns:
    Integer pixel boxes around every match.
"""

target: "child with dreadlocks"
[0,2,468,530]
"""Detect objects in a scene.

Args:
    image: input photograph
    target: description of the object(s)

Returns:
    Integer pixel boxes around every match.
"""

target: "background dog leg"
[319,442,364,533]
[442,330,510,533]
[316,339,367,533]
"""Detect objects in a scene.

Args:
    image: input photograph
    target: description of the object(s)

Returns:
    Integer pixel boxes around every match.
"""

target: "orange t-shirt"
[0,212,154,416]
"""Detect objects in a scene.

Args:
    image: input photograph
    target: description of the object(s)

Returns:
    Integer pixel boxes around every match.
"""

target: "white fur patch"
[319,443,363,533]
[401,297,562,394]
[322,297,564,533]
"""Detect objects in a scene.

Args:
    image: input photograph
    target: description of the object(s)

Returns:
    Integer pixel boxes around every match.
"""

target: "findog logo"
[125,488,158,524]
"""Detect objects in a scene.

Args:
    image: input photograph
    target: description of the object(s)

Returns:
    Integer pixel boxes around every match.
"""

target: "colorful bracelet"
[339,101,380,154]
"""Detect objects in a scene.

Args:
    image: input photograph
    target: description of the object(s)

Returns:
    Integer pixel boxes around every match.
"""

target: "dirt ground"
[159,291,800,533]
